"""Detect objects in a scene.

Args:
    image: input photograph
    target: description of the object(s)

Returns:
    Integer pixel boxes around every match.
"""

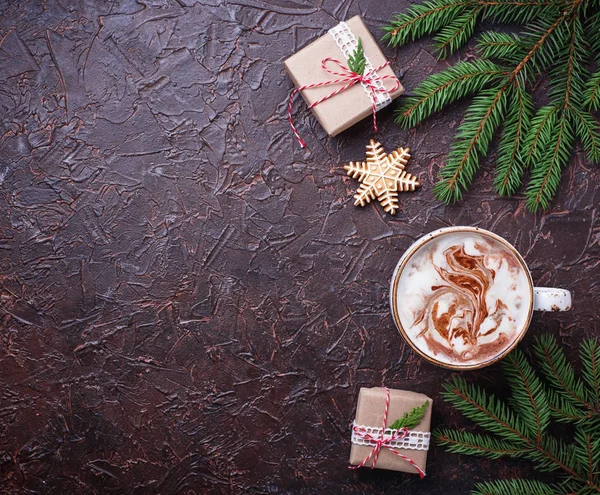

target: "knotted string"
[349,387,426,477]
[288,57,400,148]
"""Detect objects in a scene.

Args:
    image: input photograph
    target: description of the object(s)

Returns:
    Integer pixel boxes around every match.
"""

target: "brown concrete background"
[0,0,598,493]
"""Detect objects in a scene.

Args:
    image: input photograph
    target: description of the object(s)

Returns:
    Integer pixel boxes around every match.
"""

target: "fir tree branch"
[481,1,559,25]
[521,105,559,167]
[480,1,554,4]
[525,110,574,211]
[534,335,594,414]
[442,375,530,443]
[433,7,482,58]
[386,0,598,210]
[509,11,571,82]
[547,12,586,111]
[530,437,600,492]
[528,435,579,475]
[382,0,471,48]
[477,31,522,63]
[571,107,600,163]
[545,387,589,424]
[395,60,505,129]
[435,429,526,459]
[471,479,565,495]
[494,81,533,195]
[389,400,429,430]
[573,429,598,482]
[434,85,510,203]
[439,336,600,493]
[480,1,555,4]
[580,339,600,409]
[562,19,581,109]
[584,71,600,111]
[383,0,557,48]
[504,349,550,442]
[584,9,600,64]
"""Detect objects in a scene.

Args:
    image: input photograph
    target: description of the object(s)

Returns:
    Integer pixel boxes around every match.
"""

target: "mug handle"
[533,287,572,311]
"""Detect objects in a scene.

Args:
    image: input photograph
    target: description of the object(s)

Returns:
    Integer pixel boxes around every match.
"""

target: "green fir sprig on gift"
[382,0,600,211]
[390,400,429,430]
[435,335,600,495]
[348,38,366,76]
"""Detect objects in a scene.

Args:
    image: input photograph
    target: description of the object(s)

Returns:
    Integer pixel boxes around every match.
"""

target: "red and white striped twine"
[288,58,400,148]
[349,387,426,478]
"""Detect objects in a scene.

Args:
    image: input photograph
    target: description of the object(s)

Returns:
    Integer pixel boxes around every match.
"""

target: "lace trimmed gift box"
[349,387,432,475]
[284,16,404,140]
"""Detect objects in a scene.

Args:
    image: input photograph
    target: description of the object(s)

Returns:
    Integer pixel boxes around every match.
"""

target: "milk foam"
[395,232,531,366]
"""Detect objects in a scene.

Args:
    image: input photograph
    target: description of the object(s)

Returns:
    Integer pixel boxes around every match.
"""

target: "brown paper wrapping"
[284,16,404,137]
[349,387,432,473]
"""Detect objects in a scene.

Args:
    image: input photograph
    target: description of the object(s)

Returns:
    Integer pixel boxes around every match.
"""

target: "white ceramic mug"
[389,226,572,370]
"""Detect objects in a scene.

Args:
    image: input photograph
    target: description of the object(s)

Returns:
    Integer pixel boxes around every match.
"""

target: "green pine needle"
[534,334,594,425]
[580,339,600,409]
[494,82,533,196]
[433,85,510,204]
[382,0,470,48]
[435,429,526,459]
[438,335,600,494]
[433,7,481,58]
[476,32,522,63]
[584,71,600,111]
[574,428,600,480]
[572,107,600,163]
[395,60,505,129]
[525,110,574,212]
[385,0,600,211]
[503,348,550,440]
[481,1,559,25]
[585,9,600,64]
[544,386,589,425]
[441,375,529,443]
[472,479,563,495]
[347,38,366,76]
[521,105,559,168]
[389,400,429,430]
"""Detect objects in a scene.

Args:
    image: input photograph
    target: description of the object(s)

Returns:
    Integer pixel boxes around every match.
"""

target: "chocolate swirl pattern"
[412,244,514,363]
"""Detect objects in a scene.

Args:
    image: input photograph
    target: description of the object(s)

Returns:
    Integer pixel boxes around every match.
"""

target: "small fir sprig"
[390,400,429,430]
[383,0,600,211]
[348,38,366,75]
[435,335,600,495]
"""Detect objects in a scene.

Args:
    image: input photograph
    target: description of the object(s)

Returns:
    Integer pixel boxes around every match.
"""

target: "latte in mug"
[391,228,536,368]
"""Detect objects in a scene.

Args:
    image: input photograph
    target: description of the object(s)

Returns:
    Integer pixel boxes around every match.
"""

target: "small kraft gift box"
[285,16,404,145]
[349,387,432,476]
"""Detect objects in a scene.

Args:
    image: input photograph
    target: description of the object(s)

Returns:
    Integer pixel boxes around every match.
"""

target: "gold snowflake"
[344,140,420,215]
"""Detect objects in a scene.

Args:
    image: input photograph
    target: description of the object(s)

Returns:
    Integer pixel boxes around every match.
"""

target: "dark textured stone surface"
[0,1,598,493]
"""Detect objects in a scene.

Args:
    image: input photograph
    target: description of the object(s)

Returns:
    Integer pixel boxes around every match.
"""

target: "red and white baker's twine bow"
[288,58,400,148]
[349,387,426,477]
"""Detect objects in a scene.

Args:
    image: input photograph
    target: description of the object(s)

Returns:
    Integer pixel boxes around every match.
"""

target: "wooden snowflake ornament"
[344,140,420,215]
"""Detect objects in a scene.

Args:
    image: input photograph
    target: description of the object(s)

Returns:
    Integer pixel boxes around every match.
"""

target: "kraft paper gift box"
[284,15,404,137]
[349,387,432,474]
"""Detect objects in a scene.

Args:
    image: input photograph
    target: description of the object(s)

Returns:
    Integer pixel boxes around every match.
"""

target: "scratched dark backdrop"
[0,0,598,493]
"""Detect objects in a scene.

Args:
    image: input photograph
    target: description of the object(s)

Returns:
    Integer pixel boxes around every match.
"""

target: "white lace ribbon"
[328,22,392,111]
[351,421,431,451]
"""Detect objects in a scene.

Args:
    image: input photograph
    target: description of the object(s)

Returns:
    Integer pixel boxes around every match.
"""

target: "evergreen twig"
[385,0,600,211]
[436,335,600,494]
[347,38,366,75]
[389,400,429,430]
[471,479,561,495]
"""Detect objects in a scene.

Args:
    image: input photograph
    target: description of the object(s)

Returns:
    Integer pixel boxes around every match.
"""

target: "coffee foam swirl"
[396,232,531,366]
